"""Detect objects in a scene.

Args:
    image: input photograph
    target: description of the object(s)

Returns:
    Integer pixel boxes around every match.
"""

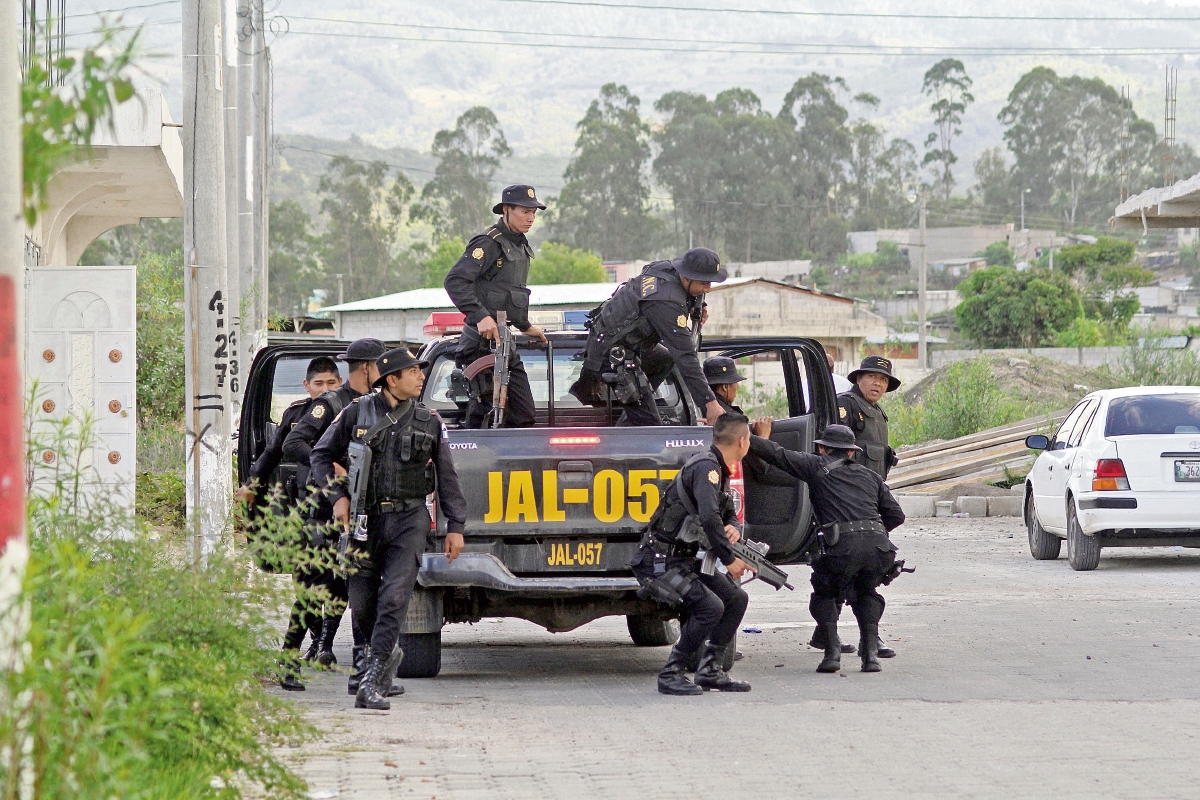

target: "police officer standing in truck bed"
[444,185,549,428]
[310,348,468,710]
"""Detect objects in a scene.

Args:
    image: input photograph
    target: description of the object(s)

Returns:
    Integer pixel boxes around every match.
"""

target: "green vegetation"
[530,242,606,284]
[978,241,1013,267]
[1114,332,1200,387]
[418,236,466,288]
[884,359,1025,446]
[955,266,1082,348]
[921,58,974,210]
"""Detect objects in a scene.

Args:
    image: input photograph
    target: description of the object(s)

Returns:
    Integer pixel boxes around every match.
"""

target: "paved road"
[280,517,1200,799]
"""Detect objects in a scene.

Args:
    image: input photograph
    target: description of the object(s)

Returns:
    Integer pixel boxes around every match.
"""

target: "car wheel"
[626,615,680,647]
[1066,502,1101,571]
[1026,492,1061,560]
[395,631,442,678]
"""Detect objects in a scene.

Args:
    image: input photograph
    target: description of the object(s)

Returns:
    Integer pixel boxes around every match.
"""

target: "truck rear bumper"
[417,553,641,593]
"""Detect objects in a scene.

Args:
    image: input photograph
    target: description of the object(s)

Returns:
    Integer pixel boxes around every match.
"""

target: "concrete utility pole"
[183,0,232,562]
[221,0,242,416]
[0,0,28,645]
[236,0,257,361]
[253,16,270,338]
[918,192,928,371]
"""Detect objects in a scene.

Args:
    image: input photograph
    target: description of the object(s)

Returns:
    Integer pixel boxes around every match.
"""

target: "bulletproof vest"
[648,451,732,547]
[840,390,890,478]
[352,397,441,506]
[472,225,533,326]
[583,261,693,372]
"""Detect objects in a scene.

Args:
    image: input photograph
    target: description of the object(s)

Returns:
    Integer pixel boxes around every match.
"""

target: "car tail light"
[549,435,601,446]
[1092,459,1130,491]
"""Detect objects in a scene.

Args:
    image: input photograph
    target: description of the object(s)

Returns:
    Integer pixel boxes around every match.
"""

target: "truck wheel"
[396,631,442,678]
[1066,503,1100,572]
[626,615,680,647]
[1026,493,1061,560]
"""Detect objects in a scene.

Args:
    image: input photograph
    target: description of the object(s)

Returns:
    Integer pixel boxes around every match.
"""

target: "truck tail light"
[1092,459,1130,491]
[427,493,436,530]
[729,460,745,525]
[549,435,601,446]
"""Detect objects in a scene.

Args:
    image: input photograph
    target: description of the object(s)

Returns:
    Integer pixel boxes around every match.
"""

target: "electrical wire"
[64,0,180,20]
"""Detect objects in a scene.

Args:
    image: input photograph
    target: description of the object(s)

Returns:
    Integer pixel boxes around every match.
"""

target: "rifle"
[880,558,915,586]
[462,309,514,428]
[344,440,372,544]
[701,538,794,591]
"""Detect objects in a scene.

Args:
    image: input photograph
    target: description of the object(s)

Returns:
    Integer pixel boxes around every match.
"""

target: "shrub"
[1114,332,1200,387]
[136,250,185,425]
[919,359,1025,441]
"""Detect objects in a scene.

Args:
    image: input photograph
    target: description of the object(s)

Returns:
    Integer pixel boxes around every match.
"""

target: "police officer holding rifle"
[310,348,468,710]
[748,418,907,673]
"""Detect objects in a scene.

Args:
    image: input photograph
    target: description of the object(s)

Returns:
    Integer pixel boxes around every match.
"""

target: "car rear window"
[1105,395,1200,436]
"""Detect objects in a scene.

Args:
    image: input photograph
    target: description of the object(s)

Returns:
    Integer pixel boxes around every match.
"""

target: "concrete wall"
[929,347,1128,370]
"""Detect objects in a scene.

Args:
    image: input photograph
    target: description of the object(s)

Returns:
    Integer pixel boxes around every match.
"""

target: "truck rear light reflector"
[549,436,601,446]
[1093,458,1130,491]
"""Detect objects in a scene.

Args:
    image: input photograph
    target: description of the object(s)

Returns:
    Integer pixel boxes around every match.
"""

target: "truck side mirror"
[1025,434,1049,451]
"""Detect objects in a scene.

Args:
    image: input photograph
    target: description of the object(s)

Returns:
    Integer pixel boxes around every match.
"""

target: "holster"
[636,566,695,607]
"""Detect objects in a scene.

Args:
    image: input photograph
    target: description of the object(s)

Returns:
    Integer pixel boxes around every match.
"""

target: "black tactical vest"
[583,261,696,372]
[352,397,441,506]
[840,390,890,478]
[318,385,358,419]
[648,451,733,546]
[473,225,533,326]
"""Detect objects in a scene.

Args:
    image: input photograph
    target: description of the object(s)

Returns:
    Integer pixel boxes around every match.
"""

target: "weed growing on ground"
[1115,331,1200,387]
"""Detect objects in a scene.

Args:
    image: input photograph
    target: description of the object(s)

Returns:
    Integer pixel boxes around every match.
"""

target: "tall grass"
[884,359,1026,446]
[1,393,321,799]
[1114,332,1200,387]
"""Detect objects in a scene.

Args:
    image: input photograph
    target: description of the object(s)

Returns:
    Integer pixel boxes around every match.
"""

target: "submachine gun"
[462,309,514,428]
[702,538,794,591]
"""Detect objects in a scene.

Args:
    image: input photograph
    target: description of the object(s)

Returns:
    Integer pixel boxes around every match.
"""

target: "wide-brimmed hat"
[670,247,728,283]
[492,184,547,214]
[847,355,901,393]
[703,356,746,385]
[813,424,862,452]
[337,337,386,362]
[373,348,427,388]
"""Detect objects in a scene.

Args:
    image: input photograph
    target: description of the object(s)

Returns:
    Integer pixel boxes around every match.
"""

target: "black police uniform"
[838,356,902,479]
[572,250,723,426]
[310,353,467,709]
[705,356,795,488]
[633,445,750,695]
[444,185,546,429]
[748,430,905,672]
[248,396,312,501]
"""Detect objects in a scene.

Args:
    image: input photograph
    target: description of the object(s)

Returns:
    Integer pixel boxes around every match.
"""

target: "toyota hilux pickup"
[238,331,837,676]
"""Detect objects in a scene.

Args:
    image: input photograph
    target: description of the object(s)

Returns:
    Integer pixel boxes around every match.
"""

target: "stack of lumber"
[886,410,1069,495]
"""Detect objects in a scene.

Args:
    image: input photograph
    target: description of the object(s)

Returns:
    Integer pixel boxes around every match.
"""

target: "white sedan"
[1023,386,1200,571]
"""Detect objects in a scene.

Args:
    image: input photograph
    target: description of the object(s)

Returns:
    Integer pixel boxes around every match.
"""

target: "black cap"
[847,355,901,393]
[704,356,746,385]
[492,184,547,214]
[670,247,728,283]
[373,348,427,388]
[814,424,862,453]
[337,337,386,363]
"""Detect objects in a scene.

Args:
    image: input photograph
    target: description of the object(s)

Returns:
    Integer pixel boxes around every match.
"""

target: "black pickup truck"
[239,332,837,676]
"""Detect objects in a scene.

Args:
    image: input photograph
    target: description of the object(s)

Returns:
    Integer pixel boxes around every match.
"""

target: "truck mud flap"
[418,553,640,593]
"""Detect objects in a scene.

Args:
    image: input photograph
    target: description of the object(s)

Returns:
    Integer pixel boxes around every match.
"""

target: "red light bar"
[549,436,601,446]
[423,311,467,337]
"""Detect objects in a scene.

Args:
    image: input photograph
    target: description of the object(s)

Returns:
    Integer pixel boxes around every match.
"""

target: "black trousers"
[458,342,536,429]
[348,507,428,657]
[670,558,749,655]
[809,530,896,631]
[282,551,342,652]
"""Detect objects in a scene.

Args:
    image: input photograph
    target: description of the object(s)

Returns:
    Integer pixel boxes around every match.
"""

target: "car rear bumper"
[1078,492,1200,537]
[417,552,640,593]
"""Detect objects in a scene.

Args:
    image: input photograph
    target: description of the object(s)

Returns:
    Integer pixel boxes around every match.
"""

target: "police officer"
[283,338,386,686]
[838,355,901,479]
[571,248,727,426]
[235,355,341,691]
[633,413,755,695]
[310,348,468,710]
[444,184,549,429]
[748,420,906,673]
[704,356,794,489]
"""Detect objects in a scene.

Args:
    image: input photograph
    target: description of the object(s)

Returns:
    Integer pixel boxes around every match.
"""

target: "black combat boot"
[808,624,856,654]
[860,624,882,673]
[317,616,341,667]
[381,644,405,698]
[279,652,305,691]
[878,636,896,658]
[657,645,704,696]
[694,643,751,692]
[816,624,842,673]
[347,645,366,695]
[354,651,390,710]
[302,627,321,662]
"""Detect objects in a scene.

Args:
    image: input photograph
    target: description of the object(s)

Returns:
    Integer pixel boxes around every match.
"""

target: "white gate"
[25,266,137,514]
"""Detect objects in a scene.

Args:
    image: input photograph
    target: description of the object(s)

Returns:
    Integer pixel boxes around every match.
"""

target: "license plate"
[1175,460,1200,482]
[546,540,604,568]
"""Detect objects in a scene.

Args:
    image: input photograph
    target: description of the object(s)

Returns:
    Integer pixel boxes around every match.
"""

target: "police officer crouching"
[571,248,727,426]
[310,348,468,710]
[748,421,906,673]
[444,184,549,428]
[632,413,755,695]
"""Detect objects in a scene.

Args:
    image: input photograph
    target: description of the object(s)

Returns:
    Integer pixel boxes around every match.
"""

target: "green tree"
[419,236,465,288]
[921,59,974,210]
[269,199,321,316]
[316,155,416,303]
[78,218,182,266]
[135,251,185,424]
[529,243,606,284]
[554,84,660,260]
[956,265,1082,347]
[414,106,511,241]
[1055,237,1151,335]
[972,146,1013,218]
[979,241,1013,266]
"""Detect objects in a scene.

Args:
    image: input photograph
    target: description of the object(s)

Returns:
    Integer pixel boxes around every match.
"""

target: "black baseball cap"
[373,348,428,388]
[671,247,728,283]
[493,184,547,214]
[703,356,746,385]
[337,337,386,363]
